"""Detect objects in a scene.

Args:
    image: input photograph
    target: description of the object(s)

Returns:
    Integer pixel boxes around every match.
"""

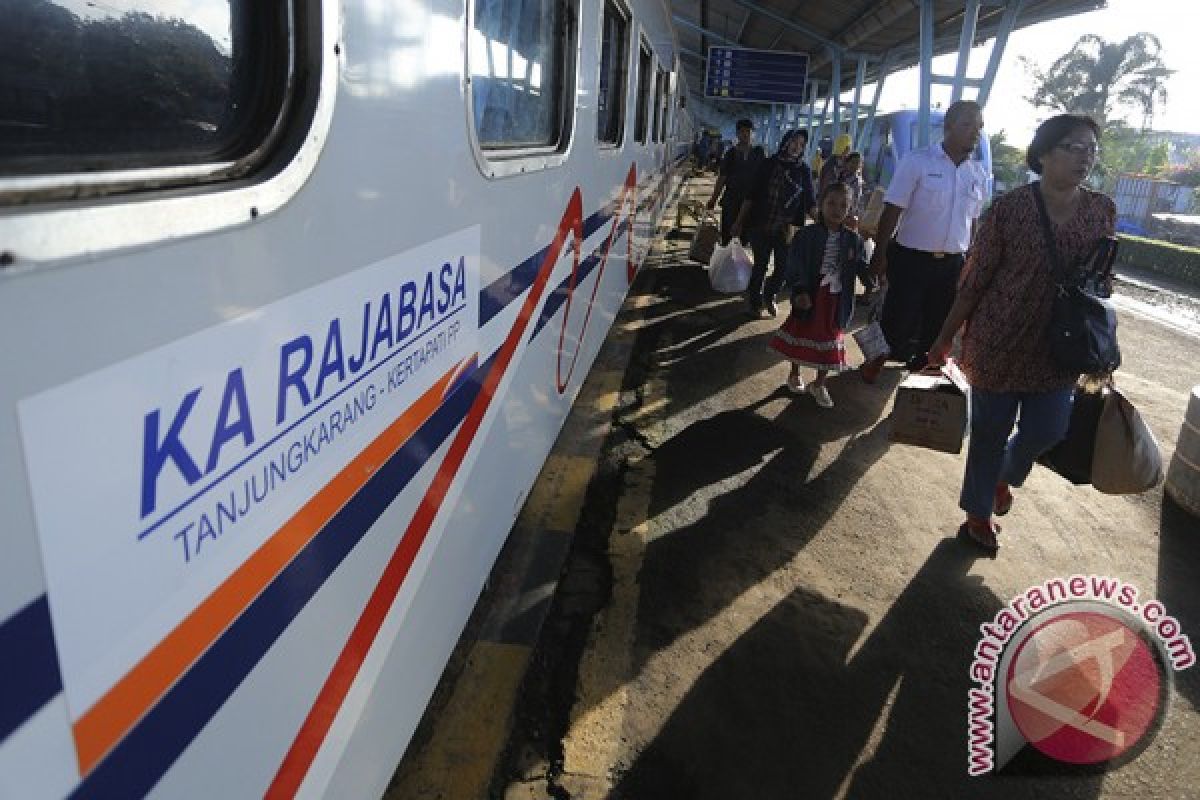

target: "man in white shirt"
[862,100,989,380]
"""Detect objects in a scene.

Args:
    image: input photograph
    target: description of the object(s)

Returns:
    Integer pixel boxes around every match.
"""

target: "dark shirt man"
[707,119,765,246]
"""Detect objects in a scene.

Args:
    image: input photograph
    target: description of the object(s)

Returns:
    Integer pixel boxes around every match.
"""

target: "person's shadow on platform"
[1155,495,1200,709]
[624,256,896,426]
[567,370,901,726]
[612,538,1108,800]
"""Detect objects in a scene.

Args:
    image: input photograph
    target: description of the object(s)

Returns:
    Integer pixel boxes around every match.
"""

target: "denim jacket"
[784,224,871,329]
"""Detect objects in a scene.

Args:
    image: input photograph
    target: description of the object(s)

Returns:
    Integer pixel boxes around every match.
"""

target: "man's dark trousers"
[880,241,964,365]
[720,199,751,248]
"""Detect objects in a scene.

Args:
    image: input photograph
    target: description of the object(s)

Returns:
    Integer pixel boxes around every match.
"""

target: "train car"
[860,109,994,198]
[0,0,690,797]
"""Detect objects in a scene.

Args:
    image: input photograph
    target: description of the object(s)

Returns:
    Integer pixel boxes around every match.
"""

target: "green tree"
[1092,121,1170,187]
[988,129,1027,189]
[1163,152,1200,188]
[1021,33,1173,129]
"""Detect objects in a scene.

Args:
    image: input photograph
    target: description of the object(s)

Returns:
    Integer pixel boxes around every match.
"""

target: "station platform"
[389,172,1200,800]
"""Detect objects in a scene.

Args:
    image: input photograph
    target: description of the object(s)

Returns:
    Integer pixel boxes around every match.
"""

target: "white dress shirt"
[884,143,990,254]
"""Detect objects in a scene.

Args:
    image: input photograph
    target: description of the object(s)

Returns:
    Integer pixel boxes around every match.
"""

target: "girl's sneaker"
[810,384,834,408]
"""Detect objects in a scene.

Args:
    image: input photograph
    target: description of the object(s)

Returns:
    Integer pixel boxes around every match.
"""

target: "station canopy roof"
[671,0,1106,108]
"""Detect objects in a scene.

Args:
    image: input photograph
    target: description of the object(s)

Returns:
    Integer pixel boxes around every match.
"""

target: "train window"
[471,0,573,150]
[0,0,292,180]
[596,0,629,146]
[657,69,670,142]
[657,67,667,143]
[634,41,650,144]
[868,124,892,185]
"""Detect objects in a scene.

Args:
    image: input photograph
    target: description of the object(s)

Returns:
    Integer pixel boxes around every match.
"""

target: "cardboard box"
[889,362,970,454]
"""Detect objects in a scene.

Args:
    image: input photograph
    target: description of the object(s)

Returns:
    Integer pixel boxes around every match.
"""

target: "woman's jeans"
[959,387,1075,519]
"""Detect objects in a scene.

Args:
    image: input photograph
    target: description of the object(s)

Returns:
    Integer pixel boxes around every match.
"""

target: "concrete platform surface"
[396,173,1200,800]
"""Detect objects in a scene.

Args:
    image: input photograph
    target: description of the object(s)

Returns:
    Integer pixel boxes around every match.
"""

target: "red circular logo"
[1006,610,1163,765]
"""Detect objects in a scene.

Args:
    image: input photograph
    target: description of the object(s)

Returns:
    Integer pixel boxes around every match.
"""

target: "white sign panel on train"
[17,227,480,724]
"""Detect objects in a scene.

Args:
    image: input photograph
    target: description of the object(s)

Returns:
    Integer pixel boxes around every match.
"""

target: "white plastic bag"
[709,237,752,293]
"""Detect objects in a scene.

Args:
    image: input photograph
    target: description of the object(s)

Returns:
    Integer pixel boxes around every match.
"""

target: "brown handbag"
[688,211,720,265]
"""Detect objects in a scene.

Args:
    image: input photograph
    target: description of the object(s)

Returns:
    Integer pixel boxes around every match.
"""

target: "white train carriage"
[0,0,691,796]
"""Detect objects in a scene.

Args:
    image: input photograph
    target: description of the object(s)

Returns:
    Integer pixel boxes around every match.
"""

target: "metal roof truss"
[670,0,1106,150]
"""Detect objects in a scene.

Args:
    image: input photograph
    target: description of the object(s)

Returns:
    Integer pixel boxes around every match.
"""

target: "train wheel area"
[391,170,1200,800]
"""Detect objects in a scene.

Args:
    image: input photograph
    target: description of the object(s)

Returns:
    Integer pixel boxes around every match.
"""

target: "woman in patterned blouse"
[928,114,1116,554]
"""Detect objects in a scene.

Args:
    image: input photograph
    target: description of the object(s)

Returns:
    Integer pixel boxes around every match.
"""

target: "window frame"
[657,67,673,143]
[0,0,300,207]
[651,65,664,144]
[633,37,651,146]
[666,67,679,141]
[595,0,630,149]
[465,0,580,179]
[0,0,335,262]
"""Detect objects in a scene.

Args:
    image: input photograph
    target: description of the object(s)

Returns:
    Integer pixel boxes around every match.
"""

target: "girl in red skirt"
[769,182,871,408]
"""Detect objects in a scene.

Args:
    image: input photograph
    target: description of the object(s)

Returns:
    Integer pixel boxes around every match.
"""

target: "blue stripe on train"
[530,218,633,341]
[479,206,614,327]
[70,357,489,799]
[6,185,651,770]
[0,596,62,745]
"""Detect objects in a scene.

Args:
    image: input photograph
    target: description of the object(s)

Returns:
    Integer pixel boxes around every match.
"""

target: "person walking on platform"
[817,133,854,196]
[733,128,817,317]
[926,114,1114,554]
[693,133,708,169]
[841,152,864,211]
[768,182,871,408]
[707,119,765,246]
[862,100,989,380]
[820,145,864,229]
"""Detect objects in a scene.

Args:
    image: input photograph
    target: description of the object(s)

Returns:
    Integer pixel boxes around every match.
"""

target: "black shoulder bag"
[1031,183,1121,375]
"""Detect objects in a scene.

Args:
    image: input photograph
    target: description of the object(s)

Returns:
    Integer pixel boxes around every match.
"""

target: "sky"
[875,0,1199,145]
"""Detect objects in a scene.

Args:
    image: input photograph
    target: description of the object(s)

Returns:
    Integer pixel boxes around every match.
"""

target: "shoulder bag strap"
[1081,235,1119,280]
[1031,182,1068,284]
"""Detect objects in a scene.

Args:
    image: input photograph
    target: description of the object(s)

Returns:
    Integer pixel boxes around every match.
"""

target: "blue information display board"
[704,46,809,105]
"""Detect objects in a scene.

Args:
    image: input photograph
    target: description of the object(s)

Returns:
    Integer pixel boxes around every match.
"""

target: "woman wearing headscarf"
[927,113,1116,555]
[733,129,818,317]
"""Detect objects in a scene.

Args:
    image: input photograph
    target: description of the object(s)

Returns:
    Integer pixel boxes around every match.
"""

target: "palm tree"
[1021,33,1173,130]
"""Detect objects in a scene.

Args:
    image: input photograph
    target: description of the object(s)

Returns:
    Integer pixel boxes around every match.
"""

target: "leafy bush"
[1163,163,1200,188]
[1117,234,1200,285]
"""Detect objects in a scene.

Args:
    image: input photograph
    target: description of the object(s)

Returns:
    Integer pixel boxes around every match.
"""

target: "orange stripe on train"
[71,363,462,775]
[265,189,585,799]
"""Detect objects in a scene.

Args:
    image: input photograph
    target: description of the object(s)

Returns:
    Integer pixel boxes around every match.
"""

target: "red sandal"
[994,484,1013,517]
[958,518,1001,556]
